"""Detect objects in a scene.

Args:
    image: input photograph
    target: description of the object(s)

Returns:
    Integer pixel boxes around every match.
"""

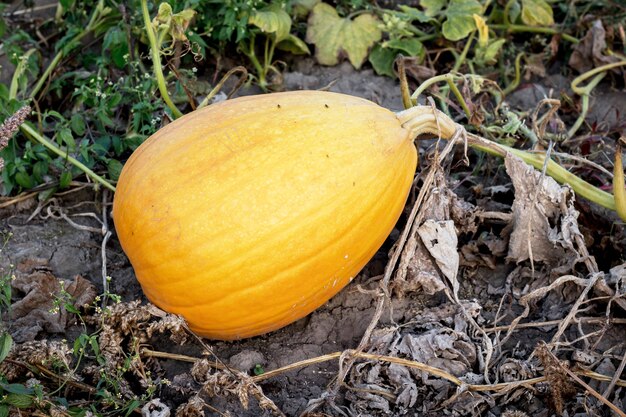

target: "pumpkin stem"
[396,106,458,139]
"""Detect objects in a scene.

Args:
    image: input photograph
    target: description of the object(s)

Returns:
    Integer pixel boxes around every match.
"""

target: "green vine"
[140,0,183,119]
[568,60,626,138]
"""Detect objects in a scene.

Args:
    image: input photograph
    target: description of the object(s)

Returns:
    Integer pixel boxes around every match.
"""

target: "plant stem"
[565,60,626,138]
[567,73,604,138]
[397,106,617,211]
[140,0,183,119]
[396,57,412,110]
[244,34,267,89]
[20,123,116,192]
[571,60,626,94]
[466,131,615,210]
[197,66,248,109]
[489,24,579,44]
[502,52,524,96]
[410,73,471,119]
[614,141,626,221]
[452,32,475,73]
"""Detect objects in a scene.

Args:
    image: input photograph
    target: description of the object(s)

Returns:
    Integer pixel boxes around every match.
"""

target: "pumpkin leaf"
[442,0,482,41]
[276,34,310,55]
[306,3,381,68]
[369,39,425,77]
[475,38,506,65]
[483,38,506,62]
[507,0,521,23]
[386,38,425,58]
[249,4,292,42]
[420,0,447,17]
[398,5,435,23]
[291,0,320,18]
[369,44,398,77]
[521,0,554,26]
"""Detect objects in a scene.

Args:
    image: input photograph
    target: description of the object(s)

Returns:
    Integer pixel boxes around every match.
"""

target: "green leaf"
[291,0,320,18]
[5,393,32,408]
[32,161,48,183]
[386,38,425,58]
[64,303,80,315]
[369,39,425,77]
[107,159,123,181]
[60,170,73,189]
[521,0,554,26]
[1,383,33,395]
[58,128,76,150]
[368,44,397,77]
[249,5,292,43]
[14,172,34,189]
[70,114,86,136]
[253,364,264,375]
[420,0,447,17]
[507,0,521,23]
[398,6,434,23]
[482,38,506,62]
[59,0,75,9]
[276,34,310,55]
[306,3,382,69]
[0,405,8,417]
[89,336,100,356]
[0,332,12,363]
[442,0,482,41]
[125,400,141,416]
[38,187,57,202]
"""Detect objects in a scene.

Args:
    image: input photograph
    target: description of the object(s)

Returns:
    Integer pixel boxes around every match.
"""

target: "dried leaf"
[393,170,453,296]
[505,155,580,266]
[417,219,459,297]
[569,20,623,75]
[9,272,96,342]
[396,329,476,377]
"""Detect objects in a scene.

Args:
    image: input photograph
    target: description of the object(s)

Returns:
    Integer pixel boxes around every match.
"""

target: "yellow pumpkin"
[113,91,450,340]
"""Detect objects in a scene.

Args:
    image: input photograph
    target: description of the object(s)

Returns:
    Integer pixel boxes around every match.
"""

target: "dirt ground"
[2,62,626,416]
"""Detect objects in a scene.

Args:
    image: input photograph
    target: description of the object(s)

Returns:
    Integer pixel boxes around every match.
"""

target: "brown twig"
[142,347,626,392]
[486,317,626,333]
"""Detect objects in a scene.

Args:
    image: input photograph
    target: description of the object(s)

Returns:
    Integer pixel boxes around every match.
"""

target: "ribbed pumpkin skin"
[113,91,417,340]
